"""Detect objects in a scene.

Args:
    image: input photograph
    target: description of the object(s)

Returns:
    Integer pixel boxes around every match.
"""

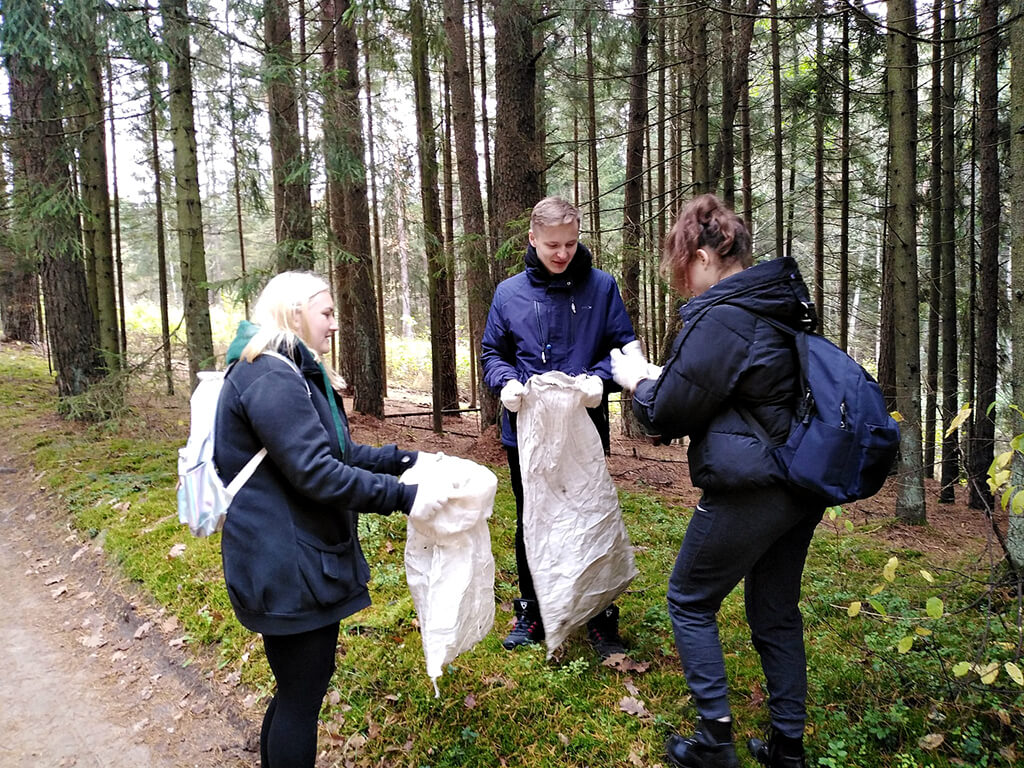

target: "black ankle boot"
[665,719,739,768]
[502,598,544,649]
[748,726,806,768]
[587,604,626,659]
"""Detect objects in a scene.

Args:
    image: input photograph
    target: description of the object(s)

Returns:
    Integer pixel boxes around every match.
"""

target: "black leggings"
[260,622,340,767]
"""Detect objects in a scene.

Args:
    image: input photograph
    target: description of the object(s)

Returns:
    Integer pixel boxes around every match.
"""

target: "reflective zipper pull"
[571,297,576,314]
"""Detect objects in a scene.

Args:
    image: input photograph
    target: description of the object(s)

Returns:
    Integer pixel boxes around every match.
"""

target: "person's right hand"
[410,479,449,521]
[500,379,526,412]
[611,347,652,392]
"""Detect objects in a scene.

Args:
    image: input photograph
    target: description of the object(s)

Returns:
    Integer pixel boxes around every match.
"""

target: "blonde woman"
[215,271,444,767]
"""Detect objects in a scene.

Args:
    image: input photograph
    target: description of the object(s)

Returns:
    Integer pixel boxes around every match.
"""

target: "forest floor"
[0,377,997,767]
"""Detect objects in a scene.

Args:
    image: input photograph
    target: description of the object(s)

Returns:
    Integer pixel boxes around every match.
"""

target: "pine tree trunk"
[969,0,1000,512]
[938,0,959,502]
[492,0,540,271]
[332,0,385,417]
[813,6,825,323]
[924,0,942,479]
[443,0,498,427]
[770,0,783,258]
[1008,0,1024,568]
[585,15,603,267]
[411,0,458,427]
[6,29,104,400]
[0,149,38,342]
[887,0,926,524]
[688,0,709,192]
[265,0,314,271]
[161,0,214,388]
[839,8,851,352]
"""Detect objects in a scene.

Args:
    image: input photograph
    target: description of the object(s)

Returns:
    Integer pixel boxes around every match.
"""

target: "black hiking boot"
[587,604,627,659]
[748,726,806,768]
[665,719,740,768]
[502,598,544,649]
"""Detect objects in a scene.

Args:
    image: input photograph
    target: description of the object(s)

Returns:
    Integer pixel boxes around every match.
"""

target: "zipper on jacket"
[534,301,549,364]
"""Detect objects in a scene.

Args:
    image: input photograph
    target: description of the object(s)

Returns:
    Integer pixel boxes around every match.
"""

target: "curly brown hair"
[661,194,752,293]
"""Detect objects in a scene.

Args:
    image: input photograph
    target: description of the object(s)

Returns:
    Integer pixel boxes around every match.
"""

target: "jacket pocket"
[295,530,368,609]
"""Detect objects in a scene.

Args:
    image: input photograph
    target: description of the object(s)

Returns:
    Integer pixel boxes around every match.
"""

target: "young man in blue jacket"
[480,196,638,657]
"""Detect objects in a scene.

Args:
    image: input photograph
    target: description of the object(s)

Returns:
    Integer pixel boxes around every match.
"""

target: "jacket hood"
[681,256,817,332]
[225,320,260,364]
[524,241,594,285]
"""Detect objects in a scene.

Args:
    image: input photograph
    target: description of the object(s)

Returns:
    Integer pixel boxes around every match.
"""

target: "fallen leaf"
[80,631,106,648]
[464,694,477,709]
[603,654,651,674]
[629,751,644,766]
[51,585,68,599]
[619,696,650,719]
[167,543,187,559]
[134,621,153,640]
[44,574,66,586]
[919,733,945,750]
[623,678,641,697]
[168,636,186,648]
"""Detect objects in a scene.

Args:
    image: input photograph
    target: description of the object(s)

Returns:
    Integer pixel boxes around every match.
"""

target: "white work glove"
[500,379,526,412]
[646,363,664,380]
[611,347,653,393]
[622,339,644,358]
[409,478,449,521]
[577,373,604,408]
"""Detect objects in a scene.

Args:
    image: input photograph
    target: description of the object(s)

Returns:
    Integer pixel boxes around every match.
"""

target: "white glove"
[646,363,664,380]
[622,339,645,358]
[577,373,604,408]
[611,347,653,392]
[409,478,449,521]
[500,379,526,412]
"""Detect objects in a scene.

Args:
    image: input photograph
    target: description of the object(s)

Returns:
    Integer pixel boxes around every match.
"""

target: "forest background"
[2,0,1024,765]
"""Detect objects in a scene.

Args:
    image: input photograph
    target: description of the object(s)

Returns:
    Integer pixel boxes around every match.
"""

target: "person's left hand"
[611,347,652,392]
[577,373,604,407]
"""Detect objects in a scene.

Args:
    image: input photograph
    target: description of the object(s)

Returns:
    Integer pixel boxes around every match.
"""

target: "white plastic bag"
[517,371,637,656]
[401,454,497,695]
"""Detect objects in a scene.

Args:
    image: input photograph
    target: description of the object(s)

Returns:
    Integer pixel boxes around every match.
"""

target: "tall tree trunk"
[0,136,38,342]
[769,0,784,258]
[363,34,387,395]
[939,0,959,502]
[105,56,126,358]
[412,0,458,427]
[585,15,603,266]
[145,11,174,395]
[265,0,314,270]
[331,0,384,416]
[839,7,851,351]
[621,0,649,438]
[970,0,1000,511]
[887,0,926,524]
[689,0,709,192]
[1008,0,1024,567]
[77,12,120,370]
[813,5,825,322]
[476,0,496,262]
[6,15,104,399]
[226,0,250,319]
[161,0,214,388]
[924,0,942,479]
[444,0,497,427]
[492,0,540,274]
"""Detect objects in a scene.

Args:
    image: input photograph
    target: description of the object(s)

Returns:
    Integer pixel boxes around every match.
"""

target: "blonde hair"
[530,196,581,230]
[241,271,346,388]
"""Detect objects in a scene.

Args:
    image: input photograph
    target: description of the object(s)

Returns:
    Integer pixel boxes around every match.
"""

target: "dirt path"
[0,451,257,767]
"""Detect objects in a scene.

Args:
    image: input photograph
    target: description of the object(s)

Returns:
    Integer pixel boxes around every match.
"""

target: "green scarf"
[319,362,346,456]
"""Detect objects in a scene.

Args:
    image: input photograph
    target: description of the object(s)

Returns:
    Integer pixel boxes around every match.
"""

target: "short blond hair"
[530,196,581,230]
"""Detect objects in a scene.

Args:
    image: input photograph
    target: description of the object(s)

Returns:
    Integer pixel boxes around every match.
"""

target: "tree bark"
[0,139,38,342]
[443,0,498,427]
[969,0,1000,512]
[265,0,314,271]
[887,0,926,524]
[411,0,458,427]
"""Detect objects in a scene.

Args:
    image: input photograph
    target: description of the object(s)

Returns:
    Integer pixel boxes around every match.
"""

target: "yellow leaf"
[952,661,970,677]
[919,569,934,583]
[980,663,1000,684]
[915,627,932,637]
[944,403,971,437]
[891,410,904,423]
[870,584,885,596]
[897,636,914,654]
[1011,490,1024,516]
[1005,662,1024,686]
[847,601,862,617]
[926,597,943,619]
[883,557,898,582]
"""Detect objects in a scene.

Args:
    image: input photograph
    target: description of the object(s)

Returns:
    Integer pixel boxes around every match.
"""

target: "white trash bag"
[401,453,497,695]
[517,371,637,656]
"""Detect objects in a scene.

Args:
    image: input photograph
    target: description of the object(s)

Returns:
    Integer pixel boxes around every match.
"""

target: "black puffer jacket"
[632,256,813,492]
[214,338,416,635]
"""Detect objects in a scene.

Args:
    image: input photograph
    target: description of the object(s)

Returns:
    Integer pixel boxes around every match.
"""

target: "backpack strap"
[223,350,311,494]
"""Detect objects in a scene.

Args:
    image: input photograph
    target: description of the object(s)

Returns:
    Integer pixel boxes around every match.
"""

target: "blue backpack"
[739,312,901,505]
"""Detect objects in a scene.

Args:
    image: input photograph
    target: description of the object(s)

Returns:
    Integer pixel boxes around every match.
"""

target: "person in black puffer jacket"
[214,271,446,768]
[612,195,823,768]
